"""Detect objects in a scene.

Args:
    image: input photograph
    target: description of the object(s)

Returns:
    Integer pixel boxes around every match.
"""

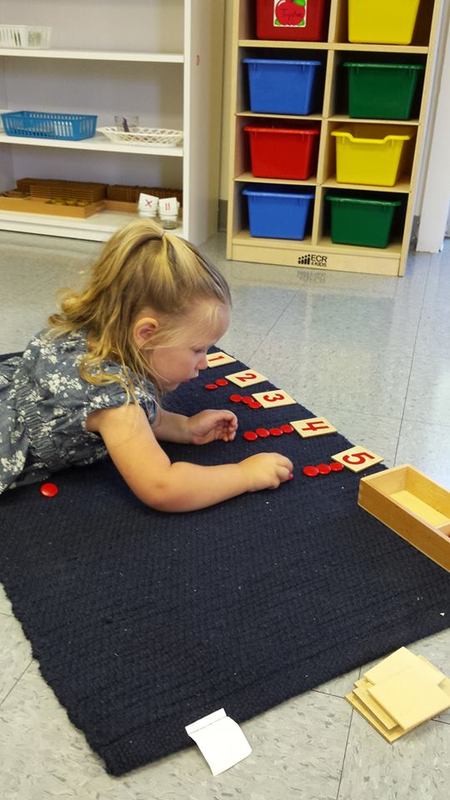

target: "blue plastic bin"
[1,110,97,140]
[243,58,322,115]
[242,185,314,240]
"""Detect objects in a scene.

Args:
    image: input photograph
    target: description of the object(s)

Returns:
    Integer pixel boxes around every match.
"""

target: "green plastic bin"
[326,194,401,248]
[342,62,424,120]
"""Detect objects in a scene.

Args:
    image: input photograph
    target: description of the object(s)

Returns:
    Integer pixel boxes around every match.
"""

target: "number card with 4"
[331,446,384,473]
[251,389,296,409]
[291,417,337,438]
[226,369,268,387]
[207,351,237,367]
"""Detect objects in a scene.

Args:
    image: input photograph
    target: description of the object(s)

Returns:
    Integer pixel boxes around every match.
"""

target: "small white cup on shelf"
[138,192,159,218]
[158,197,180,229]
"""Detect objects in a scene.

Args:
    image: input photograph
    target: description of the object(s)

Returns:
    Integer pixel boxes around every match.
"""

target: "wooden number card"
[207,351,237,367]
[226,369,267,387]
[251,389,296,409]
[332,446,384,473]
[290,417,337,438]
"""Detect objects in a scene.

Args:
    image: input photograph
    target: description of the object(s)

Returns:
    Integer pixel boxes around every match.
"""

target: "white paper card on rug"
[207,351,237,367]
[185,708,252,775]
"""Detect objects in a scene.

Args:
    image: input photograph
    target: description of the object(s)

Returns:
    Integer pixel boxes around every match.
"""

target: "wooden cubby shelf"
[227,0,444,276]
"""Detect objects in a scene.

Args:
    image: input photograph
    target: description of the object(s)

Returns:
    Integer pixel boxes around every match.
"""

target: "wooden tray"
[104,199,138,213]
[0,194,105,218]
[358,465,450,572]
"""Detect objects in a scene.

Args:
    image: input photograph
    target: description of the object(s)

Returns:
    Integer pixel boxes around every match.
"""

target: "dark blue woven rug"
[0,351,449,775]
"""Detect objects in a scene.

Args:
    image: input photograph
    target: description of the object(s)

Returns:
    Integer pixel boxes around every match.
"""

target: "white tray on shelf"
[98,127,183,146]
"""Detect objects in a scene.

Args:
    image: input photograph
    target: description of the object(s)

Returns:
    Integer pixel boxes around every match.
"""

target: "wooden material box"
[0,194,105,218]
[358,465,450,572]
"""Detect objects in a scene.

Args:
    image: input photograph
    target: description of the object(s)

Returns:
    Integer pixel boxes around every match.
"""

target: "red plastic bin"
[244,125,320,180]
[256,0,330,41]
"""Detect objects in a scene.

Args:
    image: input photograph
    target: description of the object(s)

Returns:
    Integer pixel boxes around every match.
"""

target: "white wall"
[416,1,450,251]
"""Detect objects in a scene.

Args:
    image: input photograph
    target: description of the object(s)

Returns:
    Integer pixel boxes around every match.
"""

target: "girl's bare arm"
[86,404,292,512]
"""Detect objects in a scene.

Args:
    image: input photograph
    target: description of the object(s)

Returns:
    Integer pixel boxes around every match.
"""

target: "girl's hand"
[187,409,238,445]
[240,452,294,491]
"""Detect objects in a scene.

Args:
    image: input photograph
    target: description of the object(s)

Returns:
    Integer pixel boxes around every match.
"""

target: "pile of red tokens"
[204,378,229,390]
[243,424,295,441]
[302,462,344,477]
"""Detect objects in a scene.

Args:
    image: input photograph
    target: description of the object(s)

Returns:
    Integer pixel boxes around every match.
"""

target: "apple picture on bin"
[275,0,306,27]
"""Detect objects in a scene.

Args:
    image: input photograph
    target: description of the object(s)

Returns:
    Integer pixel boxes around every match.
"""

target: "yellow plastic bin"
[348,0,421,45]
[331,125,413,187]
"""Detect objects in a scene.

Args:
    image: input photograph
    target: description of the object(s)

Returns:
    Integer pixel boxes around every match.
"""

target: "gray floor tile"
[396,418,450,486]
[0,614,32,706]
[338,710,450,800]
[402,353,450,426]
[0,583,13,615]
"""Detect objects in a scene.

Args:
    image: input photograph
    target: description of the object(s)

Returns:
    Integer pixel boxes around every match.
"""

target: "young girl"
[0,219,293,511]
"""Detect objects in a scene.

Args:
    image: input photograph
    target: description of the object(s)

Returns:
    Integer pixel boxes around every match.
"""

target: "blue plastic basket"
[1,111,97,140]
[242,185,314,240]
[243,58,322,115]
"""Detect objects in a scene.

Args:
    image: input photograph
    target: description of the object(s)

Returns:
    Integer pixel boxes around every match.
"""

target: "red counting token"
[243,430,258,441]
[215,378,229,386]
[229,394,242,403]
[303,465,319,477]
[241,396,254,405]
[317,463,331,475]
[40,482,59,497]
[270,427,283,437]
[330,461,344,472]
[248,401,262,409]
[281,423,294,434]
[255,427,270,438]
[204,383,218,390]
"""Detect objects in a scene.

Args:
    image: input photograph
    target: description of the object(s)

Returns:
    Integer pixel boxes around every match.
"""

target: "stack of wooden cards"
[346,647,450,742]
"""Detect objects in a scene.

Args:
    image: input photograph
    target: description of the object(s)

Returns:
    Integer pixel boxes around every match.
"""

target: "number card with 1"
[226,369,268,387]
[251,389,296,409]
[207,351,237,367]
[331,446,384,473]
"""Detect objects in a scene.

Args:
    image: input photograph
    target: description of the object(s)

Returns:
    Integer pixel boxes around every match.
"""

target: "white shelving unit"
[0,0,224,243]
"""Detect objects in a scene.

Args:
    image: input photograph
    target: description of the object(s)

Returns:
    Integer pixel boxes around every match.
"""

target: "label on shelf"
[273,0,307,29]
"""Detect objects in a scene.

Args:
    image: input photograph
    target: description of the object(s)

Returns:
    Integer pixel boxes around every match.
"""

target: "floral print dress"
[0,330,157,493]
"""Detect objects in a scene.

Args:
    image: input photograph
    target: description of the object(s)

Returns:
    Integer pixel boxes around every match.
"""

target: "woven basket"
[98,127,183,147]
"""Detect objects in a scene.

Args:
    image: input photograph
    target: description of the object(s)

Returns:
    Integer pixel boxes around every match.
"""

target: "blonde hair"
[49,219,231,397]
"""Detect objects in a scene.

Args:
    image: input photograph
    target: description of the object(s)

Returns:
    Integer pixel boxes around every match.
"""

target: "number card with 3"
[226,369,268,387]
[207,351,237,367]
[331,446,384,473]
[251,389,296,409]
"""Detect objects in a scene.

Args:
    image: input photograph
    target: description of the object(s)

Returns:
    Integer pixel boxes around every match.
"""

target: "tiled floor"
[0,230,449,799]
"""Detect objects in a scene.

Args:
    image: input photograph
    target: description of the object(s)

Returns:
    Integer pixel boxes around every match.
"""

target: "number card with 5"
[331,446,384,473]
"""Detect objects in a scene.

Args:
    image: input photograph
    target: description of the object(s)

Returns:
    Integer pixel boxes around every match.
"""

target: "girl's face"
[146,302,230,391]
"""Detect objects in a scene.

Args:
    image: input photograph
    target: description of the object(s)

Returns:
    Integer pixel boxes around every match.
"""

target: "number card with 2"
[207,351,237,367]
[331,446,384,473]
[226,369,268,387]
[251,389,296,409]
